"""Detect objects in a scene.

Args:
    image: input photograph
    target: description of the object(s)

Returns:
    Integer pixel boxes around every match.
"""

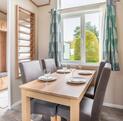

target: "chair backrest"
[19,60,43,83]
[43,58,57,73]
[94,61,106,94]
[91,63,111,121]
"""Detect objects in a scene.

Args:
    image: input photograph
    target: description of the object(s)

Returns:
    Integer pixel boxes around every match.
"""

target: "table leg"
[70,101,80,121]
[57,116,61,121]
[22,90,31,121]
[51,116,57,121]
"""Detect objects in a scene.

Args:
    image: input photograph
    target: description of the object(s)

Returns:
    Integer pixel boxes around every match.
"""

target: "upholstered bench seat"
[0,72,7,78]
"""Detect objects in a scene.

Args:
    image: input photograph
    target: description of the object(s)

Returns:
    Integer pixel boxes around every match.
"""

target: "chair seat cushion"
[57,97,93,121]
[31,99,57,116]
[85,86,95,99]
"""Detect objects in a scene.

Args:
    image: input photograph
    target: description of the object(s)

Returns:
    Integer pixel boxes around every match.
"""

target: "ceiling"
[0,0,50,14]
[0,0,7,13]
[31,0,50,7]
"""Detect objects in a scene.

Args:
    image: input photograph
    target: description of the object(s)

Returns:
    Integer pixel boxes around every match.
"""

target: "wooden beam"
[30,0,51,7]
[15,5,19,79]
[0,10,7,15]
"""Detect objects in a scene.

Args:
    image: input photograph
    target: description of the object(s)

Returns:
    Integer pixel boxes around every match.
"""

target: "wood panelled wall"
[0,31,6,72]
[0,20,7,31]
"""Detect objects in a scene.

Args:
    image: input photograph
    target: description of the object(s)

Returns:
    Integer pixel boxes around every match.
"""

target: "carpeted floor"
[0,90,8,109]
[0,104,123,121]
[101,106,123,121]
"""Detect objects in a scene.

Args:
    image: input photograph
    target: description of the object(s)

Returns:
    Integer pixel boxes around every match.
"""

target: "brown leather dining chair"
[85,61,106,99]
[41,58,57,73]
[57,63,111,121]
[19,60,57,121]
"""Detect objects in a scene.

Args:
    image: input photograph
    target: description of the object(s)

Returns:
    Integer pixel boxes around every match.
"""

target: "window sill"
[61,62,99,70]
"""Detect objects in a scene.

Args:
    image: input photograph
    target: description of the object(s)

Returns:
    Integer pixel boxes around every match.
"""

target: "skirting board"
[103,103,123,109]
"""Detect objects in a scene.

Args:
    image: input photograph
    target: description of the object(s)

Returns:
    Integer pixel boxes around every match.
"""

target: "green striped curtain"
[48,9,62,67]
[103,0,120,71]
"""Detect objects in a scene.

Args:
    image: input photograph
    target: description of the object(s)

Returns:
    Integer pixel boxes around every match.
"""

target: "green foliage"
[70,24,99,62]
[86,30,99,62]
[85,22,99,39]
[70,37,81,60]
[70,26,81,60]
[74,26,81,38]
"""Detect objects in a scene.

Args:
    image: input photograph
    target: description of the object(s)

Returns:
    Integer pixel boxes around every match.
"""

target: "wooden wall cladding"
[0,20,7,31]
[0,31,6,72]
[0,77,8,90]
[16,6,35,78]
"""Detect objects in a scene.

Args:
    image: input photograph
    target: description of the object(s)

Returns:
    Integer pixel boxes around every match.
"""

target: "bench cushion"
[0,72,7,78]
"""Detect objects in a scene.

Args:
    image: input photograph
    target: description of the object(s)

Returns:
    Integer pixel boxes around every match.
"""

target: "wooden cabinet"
[0,77,8,90]
[0,20,7,31]
[0,31,6,72]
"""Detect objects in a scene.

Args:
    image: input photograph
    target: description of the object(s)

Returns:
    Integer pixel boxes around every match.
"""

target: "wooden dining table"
[20,69,95,121]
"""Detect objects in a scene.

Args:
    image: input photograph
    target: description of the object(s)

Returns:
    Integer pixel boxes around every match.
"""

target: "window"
[60,0,105,9]
[60,1,104,64]
[16,6,35,77]
[85,12,100,63]
[63,17,81,61]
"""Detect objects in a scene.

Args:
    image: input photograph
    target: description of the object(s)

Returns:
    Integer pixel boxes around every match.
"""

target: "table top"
[20,69,95,99]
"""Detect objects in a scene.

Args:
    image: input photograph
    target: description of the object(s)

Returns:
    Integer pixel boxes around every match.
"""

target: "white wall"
[38,0,57,59]
[38,0,123,107]
[104,1,123,106]
[8,0,38,106]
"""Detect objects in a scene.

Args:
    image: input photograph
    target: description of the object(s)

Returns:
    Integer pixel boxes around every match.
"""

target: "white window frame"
[58,0,106,10]
[60,2,105,66]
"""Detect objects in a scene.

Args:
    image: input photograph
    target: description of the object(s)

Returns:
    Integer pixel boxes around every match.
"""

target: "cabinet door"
[0,31,6,72]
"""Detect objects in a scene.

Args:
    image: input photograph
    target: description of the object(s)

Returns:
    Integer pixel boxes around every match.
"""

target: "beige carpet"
[0,90,8,109]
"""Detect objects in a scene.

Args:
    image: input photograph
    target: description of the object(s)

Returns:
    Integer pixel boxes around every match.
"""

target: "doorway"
[0,0,8,113]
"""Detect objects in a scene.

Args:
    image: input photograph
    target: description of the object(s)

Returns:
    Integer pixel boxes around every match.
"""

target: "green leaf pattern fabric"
[103,0,120,71]
[48,9,62,67]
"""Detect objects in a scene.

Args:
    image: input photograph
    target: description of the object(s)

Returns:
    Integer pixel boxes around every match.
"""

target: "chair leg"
[51,116,57,121]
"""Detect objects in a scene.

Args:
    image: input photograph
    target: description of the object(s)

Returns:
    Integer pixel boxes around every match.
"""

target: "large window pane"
[61,0,105,9]
[63,17,81,61]
[85,12,100,63]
